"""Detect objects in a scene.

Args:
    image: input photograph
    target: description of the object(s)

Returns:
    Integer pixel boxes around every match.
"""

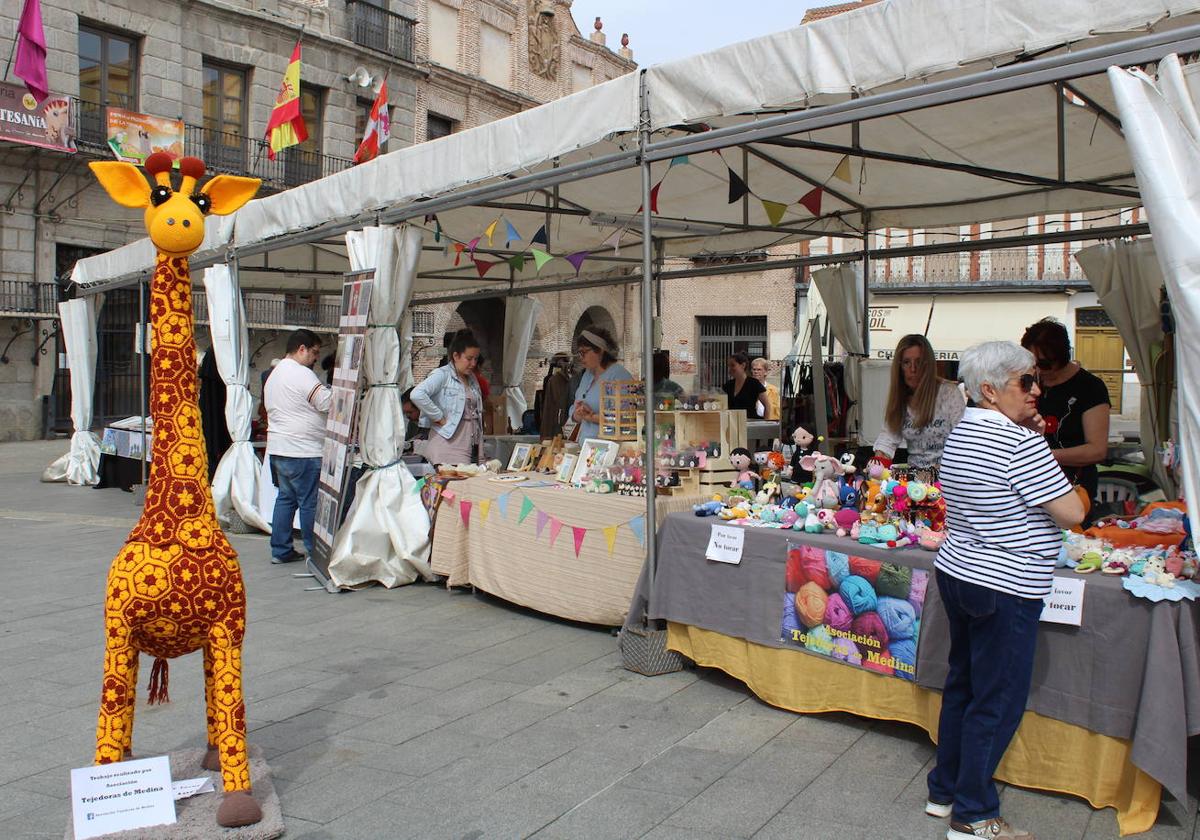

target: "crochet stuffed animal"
[89,154,262,828]
[799,451,845,509]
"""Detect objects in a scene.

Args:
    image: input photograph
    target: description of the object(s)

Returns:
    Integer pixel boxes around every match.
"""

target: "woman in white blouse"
[874,334,965,469]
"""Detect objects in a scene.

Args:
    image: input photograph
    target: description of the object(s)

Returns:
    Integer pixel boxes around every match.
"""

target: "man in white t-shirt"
[264,329,332,564]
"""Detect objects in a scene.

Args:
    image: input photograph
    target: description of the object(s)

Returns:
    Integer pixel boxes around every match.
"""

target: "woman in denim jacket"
[411,331,483,465]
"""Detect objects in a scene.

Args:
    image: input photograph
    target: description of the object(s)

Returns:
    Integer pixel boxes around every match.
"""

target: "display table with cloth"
[628,514,1200,835]
[430,474,702,625]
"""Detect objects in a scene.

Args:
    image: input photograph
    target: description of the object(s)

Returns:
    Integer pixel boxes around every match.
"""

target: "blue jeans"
[927,569,1042,824]
[270,455,320,559]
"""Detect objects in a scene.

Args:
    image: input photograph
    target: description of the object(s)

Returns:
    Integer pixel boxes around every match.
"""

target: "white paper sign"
[172,776,215,800]
[705,524,745,565]
[1040,576,1085,626]
[70,756,176,840]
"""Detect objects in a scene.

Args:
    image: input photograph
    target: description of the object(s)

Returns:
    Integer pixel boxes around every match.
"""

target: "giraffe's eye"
[190,193,211,214]
[150,186,171,207]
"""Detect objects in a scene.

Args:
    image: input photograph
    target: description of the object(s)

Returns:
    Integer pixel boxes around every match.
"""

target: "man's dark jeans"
[270,455,321,560]
[927,569,1042,824]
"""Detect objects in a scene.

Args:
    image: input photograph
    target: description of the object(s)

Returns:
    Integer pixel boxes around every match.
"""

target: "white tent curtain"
[812,264,866,439]
[398,311,414,392]
[43,297,101,484]
[203,264,269,532]
[501,296,542,432]
[1074,240,1173,495]
[328,225,432,589]
[1109,55,1200,540]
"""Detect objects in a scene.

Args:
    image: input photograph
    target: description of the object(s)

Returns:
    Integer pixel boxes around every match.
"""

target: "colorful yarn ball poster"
[780,542,928,681]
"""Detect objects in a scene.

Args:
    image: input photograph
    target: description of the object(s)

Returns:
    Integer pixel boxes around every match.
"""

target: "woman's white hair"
[958,341,1034,402]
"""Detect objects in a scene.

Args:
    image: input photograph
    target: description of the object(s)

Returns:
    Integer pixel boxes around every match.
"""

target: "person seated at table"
[874,334,965,469]
[1020,318,1110,515]
[410,331,484,466]
[750,357,780,420]
[722,352,770,418]
[400,388,428,450]
[927,340,1083,840]
[571,327,631,441]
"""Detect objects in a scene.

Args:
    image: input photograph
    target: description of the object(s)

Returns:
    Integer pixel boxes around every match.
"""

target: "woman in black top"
[722,352,770,418]
[1020,318,1111,507]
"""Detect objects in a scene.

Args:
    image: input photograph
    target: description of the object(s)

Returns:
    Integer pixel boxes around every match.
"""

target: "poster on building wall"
[309,269,375,587]
[105,107,184,165]
[781,543,927,681]
[0,82,76,153]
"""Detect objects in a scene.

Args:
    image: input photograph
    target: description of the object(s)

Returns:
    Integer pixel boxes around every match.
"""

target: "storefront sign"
[1040,576,1085,626]
[875,349,960,361]
[781,544,927,681]
[106,107,184,165]
[0,81,76,153]
[70,756,175,840]
[869,306,897,332]
[705,524,745,564]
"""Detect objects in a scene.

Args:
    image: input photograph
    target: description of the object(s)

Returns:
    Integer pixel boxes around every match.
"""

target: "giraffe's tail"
[146,657,170,705]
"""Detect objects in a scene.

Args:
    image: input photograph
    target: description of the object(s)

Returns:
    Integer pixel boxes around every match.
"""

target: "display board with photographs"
[310,269,374,586]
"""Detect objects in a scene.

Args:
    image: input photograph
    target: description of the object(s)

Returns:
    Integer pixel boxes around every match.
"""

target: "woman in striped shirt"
[926,341,1084,840]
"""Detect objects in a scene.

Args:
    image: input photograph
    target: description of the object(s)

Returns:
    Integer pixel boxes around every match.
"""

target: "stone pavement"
[0,439,1195,840]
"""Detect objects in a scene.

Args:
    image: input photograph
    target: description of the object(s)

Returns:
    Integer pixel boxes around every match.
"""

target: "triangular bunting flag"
[531,225,548,247]
[628,515,646,547]
[467,236,481,254]
[832,154,852,184]
[603,525,618,555]
[459,499,473,527]
[495,493,510,519]
[508,254,525,272]
[565,251,589,276]
[518,495,535,524]
[761,199,788,226]
[479,499,491,522]
[473,258,497,278]
[728,167,750,203]
[669,155,690,168]
[548,517,564,547]
[634,182,662,215]
[799,187,823,217]
[484,218,499,245]
[531,247,554,273]
[601,226,624,256]
[572,526,587,558]
[453,242,465,266]
[536,509,549,537]
[504,220,521,246]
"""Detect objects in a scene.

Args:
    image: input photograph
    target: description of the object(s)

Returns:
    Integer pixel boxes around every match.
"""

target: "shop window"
[697,316,768,389]
[202,60,249,172]
[427,112,455,140]
[77,23,139,145]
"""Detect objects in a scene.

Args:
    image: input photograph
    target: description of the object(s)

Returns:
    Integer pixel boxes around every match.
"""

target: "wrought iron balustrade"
[346,1,416,62]
[0,280,60,316]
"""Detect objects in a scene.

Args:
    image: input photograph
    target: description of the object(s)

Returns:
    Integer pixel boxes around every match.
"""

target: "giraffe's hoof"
[216,790,262,827]
[201,745,220,772]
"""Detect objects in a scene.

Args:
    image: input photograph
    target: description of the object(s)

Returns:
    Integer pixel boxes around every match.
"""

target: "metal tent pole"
[638,70,658,620]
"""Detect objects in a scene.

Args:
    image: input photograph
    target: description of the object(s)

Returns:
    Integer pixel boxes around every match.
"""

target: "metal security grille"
[94,289,148,426]
[411,309,435,336]
[697,316,768,390]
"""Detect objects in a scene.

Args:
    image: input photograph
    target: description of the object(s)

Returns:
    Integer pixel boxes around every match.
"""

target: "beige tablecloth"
[431,474,700,625]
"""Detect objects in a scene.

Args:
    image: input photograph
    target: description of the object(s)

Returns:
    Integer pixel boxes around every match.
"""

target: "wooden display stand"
[637,409,747,472]
[600,379,644,441]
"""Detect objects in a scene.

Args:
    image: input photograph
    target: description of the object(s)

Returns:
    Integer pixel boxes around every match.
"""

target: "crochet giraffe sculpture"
[89,153,262,828]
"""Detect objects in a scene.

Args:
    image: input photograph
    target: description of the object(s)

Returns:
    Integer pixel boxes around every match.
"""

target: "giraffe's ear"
[202,174,261,216]
[89,161,152,209]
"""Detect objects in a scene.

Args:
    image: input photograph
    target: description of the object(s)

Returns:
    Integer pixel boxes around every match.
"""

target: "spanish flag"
[265,40,307,160]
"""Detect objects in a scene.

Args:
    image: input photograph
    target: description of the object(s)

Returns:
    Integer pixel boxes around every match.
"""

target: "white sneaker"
[926,799,953,818]
[947,816,1035,840]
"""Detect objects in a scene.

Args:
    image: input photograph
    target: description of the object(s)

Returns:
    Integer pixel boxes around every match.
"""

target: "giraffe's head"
[89,153,261,258]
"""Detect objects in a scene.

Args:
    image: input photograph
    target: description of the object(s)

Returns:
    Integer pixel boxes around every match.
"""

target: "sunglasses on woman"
[1016,373,1038,393]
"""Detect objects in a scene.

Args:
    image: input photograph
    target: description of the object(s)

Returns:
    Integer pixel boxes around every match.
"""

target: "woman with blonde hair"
[750,357,780,421]
[874,334,964,468]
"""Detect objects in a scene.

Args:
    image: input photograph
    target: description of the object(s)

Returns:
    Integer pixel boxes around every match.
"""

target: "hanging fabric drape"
[398,310,414,391]
[1109,55,1200,540]
[328,225,432,589]
[1074,240,1173,495]
[501,296,542,432]
[203,264,269,532]
[812,265,865,439]
[44,296,101,484]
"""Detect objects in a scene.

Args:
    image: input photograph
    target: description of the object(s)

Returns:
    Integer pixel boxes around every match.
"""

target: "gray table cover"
[629,513,1200,803]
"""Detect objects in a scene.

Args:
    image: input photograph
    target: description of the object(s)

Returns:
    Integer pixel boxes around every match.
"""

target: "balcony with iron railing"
[194,291,341,332]
[870,246,1085,285]
[0,280,61,317]
[73,100,354,192]
[345,0,416,62]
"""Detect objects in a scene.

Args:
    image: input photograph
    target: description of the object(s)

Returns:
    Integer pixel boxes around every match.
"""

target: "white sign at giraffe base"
[70,755,176,839]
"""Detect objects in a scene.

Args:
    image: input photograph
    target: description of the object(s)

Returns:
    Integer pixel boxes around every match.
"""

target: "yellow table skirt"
[668,622,1162,836]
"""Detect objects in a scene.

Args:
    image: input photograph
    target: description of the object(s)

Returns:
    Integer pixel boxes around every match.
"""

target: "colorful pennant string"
[508,254,526,272]
[484,218,499,245]
[548,517,564,547]
[628,515,646,547]
[761,199,788,226]
[495,493,510,518]
[531,224,548,247]
[504,219,521,246]
[572,526,587,557]
[799,187,823,218]
[727,167,750,203]
[536,509,549,537]
[478,499,491,522]
[459,500,473,527]
[531,247,554,272]
[473,258,497,278]
[564,251,589,276]
[518,495,535,524]
[603,525,618,555]
[832,154,852,184]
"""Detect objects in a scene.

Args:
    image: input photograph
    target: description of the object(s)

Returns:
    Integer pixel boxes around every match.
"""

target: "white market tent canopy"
[72,0,1200,303]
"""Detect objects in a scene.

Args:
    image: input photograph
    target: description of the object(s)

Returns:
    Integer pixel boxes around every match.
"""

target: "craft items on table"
[599,379,644,441]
